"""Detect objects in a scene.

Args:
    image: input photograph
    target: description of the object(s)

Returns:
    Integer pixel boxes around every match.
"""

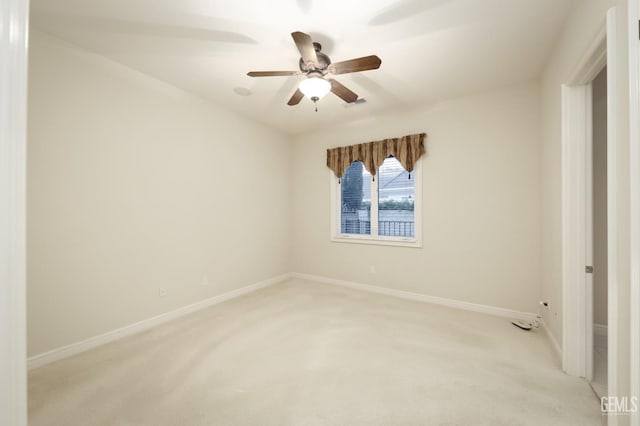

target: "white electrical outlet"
[158,287,167,297]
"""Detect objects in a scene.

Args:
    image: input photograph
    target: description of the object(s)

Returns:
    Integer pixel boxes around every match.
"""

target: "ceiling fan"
[247,31,382,109]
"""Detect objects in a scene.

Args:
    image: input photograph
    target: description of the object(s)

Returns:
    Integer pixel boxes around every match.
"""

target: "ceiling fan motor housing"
[299,42,331,73]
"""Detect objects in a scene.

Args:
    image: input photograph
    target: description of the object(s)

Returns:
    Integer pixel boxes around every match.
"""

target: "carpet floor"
[28,278,603,425]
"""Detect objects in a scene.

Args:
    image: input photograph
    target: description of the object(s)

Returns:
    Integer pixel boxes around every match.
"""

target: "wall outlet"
[158,287,167,297]
[201,275,209,286]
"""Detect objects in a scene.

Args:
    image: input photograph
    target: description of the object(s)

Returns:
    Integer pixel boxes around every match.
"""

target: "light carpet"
[29,278,603,425]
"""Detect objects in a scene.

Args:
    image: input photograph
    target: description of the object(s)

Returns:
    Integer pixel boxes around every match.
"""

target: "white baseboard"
[290,272,537,322]
[541,319,562,360]
[28,273,291,370]
[28,272,549,370]
[538,323,607,360]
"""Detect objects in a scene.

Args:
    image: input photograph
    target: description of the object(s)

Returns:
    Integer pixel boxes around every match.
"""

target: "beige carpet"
[29,278,603,425]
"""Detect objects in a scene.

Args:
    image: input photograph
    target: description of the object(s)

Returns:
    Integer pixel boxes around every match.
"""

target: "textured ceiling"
[30,0,574,135]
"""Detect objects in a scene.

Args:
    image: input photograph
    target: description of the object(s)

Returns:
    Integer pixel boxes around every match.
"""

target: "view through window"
[378,157,415,237]
[340,161,371,235]
[339,156,415,239]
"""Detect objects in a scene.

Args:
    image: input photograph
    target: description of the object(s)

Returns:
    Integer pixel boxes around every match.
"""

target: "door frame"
[0,0,29,425]
[561,8,619,393]
[628,0,640,423]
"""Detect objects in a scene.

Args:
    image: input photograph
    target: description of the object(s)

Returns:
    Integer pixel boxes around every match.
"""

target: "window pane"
[378,156,414,237]
[341,161,371,235]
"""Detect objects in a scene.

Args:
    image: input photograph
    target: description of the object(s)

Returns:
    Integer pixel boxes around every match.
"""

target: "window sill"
[330,235,422,248]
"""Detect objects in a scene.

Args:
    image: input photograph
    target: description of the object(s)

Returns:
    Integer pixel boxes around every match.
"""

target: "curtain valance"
[326,133,426,179]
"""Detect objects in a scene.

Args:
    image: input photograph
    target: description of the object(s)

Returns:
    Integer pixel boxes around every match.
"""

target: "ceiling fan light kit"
[299,75,331,102]
[247,31,381,109]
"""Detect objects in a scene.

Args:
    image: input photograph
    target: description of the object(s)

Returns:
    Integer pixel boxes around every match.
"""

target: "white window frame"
[329,159,422,248]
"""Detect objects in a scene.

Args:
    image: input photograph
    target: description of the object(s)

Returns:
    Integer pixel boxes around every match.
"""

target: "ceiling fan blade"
[330,55,382,75]
[287,89,305,106]
[247,71,300,77]
[330,79,358,103]
[291,31,318,66]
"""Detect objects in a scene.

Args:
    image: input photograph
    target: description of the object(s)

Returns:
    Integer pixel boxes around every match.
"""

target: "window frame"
[329,158,422,248]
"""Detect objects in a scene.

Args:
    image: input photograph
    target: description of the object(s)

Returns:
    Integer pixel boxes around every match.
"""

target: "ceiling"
[30,0,574,135]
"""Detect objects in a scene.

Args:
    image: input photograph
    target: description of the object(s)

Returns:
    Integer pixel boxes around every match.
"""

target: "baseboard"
[290,272,537,322]
[593,323,608,336]
[541,319,562,360]
[28,273,291,370]
[27,272,549,370]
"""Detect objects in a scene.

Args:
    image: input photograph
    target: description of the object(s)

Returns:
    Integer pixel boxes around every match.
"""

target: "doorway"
[591,66,608,398]
[561,9,617,387]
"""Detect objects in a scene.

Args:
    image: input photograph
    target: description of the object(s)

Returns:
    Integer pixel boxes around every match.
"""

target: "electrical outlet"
[158,287,167,297]
[201,275,209,286]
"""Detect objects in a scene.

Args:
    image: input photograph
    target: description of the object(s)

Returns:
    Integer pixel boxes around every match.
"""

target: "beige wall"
[291,82,542,314]
[592,66,608,327]
[27,32,292,356]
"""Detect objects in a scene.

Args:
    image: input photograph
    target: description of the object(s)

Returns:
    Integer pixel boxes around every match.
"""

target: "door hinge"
[586,265,594,274]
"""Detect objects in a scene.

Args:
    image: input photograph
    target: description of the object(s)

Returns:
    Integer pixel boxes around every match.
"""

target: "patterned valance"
[326,133,426,179]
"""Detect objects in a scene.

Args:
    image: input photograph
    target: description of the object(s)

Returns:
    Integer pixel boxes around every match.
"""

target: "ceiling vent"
[344,98,367,108]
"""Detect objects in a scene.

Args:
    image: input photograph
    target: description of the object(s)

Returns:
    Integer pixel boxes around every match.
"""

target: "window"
[331,156,421,247]
[340,161,372,236]
[378,157,415,238]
